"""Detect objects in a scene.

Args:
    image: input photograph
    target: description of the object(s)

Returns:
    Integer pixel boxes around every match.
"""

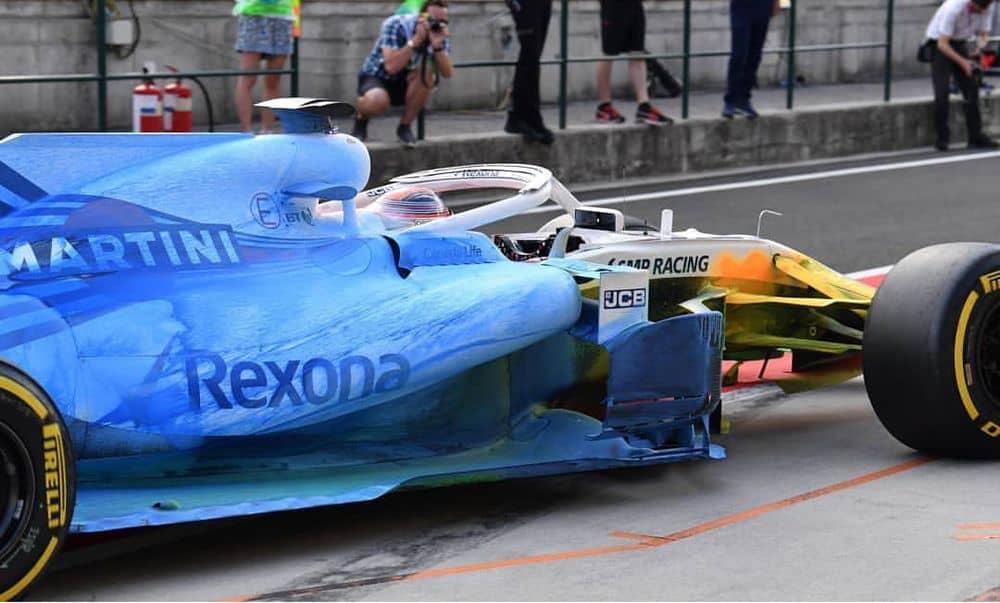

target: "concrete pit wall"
[366,98,996,186]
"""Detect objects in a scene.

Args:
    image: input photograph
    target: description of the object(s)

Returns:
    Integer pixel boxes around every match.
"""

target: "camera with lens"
[427,15,446,33]
[972,64,984,88]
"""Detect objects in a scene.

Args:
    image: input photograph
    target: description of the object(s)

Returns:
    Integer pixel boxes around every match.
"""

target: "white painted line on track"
[524,151,1000,215]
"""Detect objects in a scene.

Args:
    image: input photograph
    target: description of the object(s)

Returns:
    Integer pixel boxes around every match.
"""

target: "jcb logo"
[41,423,66,529]
[603,288,646,310]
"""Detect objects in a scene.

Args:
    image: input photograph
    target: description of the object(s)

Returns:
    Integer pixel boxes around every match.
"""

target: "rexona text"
[185,353,411,410]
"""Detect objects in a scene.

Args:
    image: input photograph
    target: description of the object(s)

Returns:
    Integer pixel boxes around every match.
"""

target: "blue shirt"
[359,13,452,81]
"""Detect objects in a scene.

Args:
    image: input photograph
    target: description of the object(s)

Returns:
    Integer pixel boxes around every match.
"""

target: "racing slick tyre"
[864,243,1000,458]
[0,365,75,600]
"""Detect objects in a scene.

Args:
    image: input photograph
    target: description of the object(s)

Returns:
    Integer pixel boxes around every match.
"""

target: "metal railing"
[0,0,299,131]
[430,0,897,135]
[1,0,895,134]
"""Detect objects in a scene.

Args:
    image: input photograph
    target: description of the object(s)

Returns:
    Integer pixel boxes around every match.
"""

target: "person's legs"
[595,0,629,123]
[597,0,620,106]
[260,54,287,133]
[510,0,551,127]
[356,75,391,120]
[402,68,433,125]
[956,64,984,141]
[632,55,671,125]
[744,10,771,102]
[931,45,954,148]
[234,52,261,133]
[506,0,553,143]
[628,58,649,104]
[724,0,751,106]
[949,43,986,144]
[356,88,391,120]
[597,60,614,104]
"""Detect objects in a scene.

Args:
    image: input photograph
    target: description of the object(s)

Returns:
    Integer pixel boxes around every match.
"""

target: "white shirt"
[926,0,995,41]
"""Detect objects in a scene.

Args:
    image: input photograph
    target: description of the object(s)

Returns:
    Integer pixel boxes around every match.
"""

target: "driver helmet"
[372,186,452,229]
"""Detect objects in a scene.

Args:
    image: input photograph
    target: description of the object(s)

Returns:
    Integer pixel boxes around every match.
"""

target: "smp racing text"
[607,255,710,276]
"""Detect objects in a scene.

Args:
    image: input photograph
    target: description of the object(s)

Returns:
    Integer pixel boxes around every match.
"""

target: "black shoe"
[521,111,556,144]
[397,123,417,148]
[504,112,554,145]
[533,122,555,145]
[968,134,999,149]
[935,138,949,152]
[351,117,368,142]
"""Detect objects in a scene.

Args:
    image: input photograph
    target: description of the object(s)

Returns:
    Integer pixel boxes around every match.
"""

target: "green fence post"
[884,0,894,102]
[682,0,691,119]
[786,0,796,110]
[291,37,300,97]
[558,0,569,130]
[96,0,108,131]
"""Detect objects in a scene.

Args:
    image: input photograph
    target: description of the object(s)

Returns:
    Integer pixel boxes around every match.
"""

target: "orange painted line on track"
[968,586,1000,602]
[958,523,1000,530]
[955,533,1000,541]
[235,456,933,601]
[400,458,936,579]
[609,456,935,547]
[406,543,653,581]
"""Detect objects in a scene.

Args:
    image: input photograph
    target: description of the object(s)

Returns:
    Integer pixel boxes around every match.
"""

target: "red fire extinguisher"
[132,73,163,132]
[163,66,193,133]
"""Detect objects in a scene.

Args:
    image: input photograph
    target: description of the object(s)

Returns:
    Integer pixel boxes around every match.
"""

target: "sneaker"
[397,123,417,148]
[596,103,626,124]
[636,103,673,126]
[351,117,368,142]
[935,138,949,152]
[722,101,758,120]
[504,112,554,145]
[968,134,999,149]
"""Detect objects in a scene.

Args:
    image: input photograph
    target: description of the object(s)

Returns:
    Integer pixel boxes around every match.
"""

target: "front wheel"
[864,242,1000,458]
[0,365,75,601]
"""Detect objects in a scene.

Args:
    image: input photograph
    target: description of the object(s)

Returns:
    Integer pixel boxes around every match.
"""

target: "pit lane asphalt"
[30,150,1000,601]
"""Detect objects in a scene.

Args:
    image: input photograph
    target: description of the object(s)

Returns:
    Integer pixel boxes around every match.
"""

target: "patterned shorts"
[235,15,293,57]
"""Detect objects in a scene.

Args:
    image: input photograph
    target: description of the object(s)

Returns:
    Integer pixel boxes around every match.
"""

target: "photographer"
[926,0,998,151]
[353,0,453,147]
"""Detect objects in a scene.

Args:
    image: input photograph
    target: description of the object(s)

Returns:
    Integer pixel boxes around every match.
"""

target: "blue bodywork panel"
[0,130,724,532]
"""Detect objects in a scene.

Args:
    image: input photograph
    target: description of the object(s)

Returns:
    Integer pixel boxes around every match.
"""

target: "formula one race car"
[360,167,1000,461]
[0,98,997,598]
[369,165,1000,461]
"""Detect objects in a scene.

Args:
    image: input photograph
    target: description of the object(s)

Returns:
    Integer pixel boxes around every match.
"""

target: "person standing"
[926,0,998,151]
[722,0,780,119]
[233,0,295,133]
[503,0,555,145]
[594,0,671,125]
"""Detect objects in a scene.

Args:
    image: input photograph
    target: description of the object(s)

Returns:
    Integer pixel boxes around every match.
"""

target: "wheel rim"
[0,421,33,563]
[974,300,1000,413]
